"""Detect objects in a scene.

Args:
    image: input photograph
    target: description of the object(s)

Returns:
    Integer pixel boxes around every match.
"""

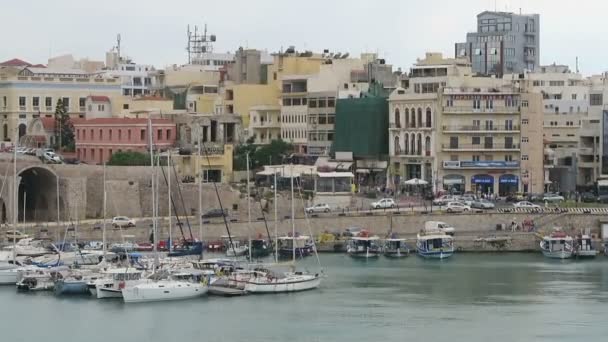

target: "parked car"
[581,192,597,203]
[371,198,396,209]
[445,201,471,213]
[42,151,62,164]
[598,194,608,204]
[305,203,331,214]
[432,195,456,206]
[458,195,477,206]
[543,193,565,202]
[343,227,363,237]
[111,216,136,228]
[201,208,229,218]
[424,221,456,236]
[16,147,27,154]
[470,199,496,209]
[4,230,29,242]
[527,193,544,202]
[513,201,541,210]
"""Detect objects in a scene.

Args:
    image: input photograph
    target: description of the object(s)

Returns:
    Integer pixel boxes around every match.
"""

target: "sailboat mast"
[274,169,278,263]
[102,163,107,259]
[12,133,17,261]
[246,152,252,260]
[198,135,202,243]
[290,165,295,263]
[168,150,172,253]
[148,118,159,267]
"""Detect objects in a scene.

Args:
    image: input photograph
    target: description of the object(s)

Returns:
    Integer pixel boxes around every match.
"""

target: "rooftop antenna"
[117,34,121,62]
[575,56,579,73]
[187,23,217,65]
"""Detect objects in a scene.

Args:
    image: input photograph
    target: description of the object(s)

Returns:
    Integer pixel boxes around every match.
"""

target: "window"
[472,120,481,128]
[99,129,103,140]
[45,97,52,108]
[474,48,482,55]
[489,48,498,55]
[327,115,335,124]
[472,155,480,162]
[282,98,291,106]
[109,129,113,140]
[308,98,317,108]
[504,137,514,148]
[522,155,529,161]
[157,129,162,140]
[327,98,335,107]
[128,130,131,141]
[485,99,493,109]
[449,137,458,148]
[484,137,493,148]
[446,98,453,107]
[140,129,145,141]
[292,98,301,106]
[485,120,493,130]
[62,97,70,110]
[590,94,603,106]
[473,99,481,109]
[571,94,577,100]
[79,97,86,109]
[521,100,529,107]
[318,98,327,108]
[522,119,529,125]
[97,104,105,111]
[504,120,513,130]
[166,129,171,140]
[505,155,513,161]
[32,97,39,108]
[123,104,129,110]
[472,136,481,145]
[522,137,529,143]
[19,96,26,108]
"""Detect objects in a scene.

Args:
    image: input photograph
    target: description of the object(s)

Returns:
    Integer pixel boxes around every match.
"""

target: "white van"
[424,221,456,236]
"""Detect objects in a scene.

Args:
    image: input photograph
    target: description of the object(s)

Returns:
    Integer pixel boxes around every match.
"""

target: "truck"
[597,179,608,203]
[424,221,455,236]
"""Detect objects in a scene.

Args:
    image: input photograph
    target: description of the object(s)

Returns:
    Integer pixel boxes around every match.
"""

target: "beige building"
[249,105,281,145]
[0,66,122,143]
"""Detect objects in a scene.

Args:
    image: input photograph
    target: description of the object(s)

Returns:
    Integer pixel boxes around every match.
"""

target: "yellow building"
[225,84,278,128]
[123,96,174,117]
[0,66,122,142]
[171,144,234,183]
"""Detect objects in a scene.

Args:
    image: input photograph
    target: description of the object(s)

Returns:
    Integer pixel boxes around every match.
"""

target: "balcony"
[442,106,519,114]
[579,147,595,155]
[443,160,520,169]
[442,125,520,133]
[578,161,596,169]
[251,120,280,129]
[45,106,53,112]
[19,106,26,111]
[442,143,520,152]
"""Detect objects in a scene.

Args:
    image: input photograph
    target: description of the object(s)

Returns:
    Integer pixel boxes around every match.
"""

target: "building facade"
[74,118,176,164]
[249,105,281,145]
[455,11,540,76]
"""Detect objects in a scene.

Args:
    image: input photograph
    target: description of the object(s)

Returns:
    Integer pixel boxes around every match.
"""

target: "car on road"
[432,195,456,206]
[581,192,597,203]
[112,216,136,228]
[542,193,564,202]
[201,208,229,218]
[305,203,331,214]
[42,151,62,164]
[513,201,541,210]
[470,199,495,209]
[4,230,29,242]
[457,195,477,206]
[444,201,471,213]
[371,198,396,209]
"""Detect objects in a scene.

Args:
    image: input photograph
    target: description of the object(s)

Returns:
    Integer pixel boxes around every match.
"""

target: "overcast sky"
[2,0,606,75]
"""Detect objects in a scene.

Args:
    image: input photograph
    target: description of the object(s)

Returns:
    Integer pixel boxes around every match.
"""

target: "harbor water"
[2,253,608,341]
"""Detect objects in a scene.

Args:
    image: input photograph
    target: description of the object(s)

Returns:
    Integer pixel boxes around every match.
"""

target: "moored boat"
[243,268,321,293]
[540,229,574,259]
[347,231,381,259]
[95,268,144,299]
[416,227,454,259]
[574,234,598,259]
[121,270,208,303]
[277,235,313,259]
[383,236,410,258]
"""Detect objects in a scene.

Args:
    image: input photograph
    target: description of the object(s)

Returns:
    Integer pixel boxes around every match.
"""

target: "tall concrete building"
[455,11,540,76]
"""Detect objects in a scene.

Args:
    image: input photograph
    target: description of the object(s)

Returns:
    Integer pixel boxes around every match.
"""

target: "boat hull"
[97,287,124,299]
[54,280,90,296]
[417,250,454,259]
[383,249,409,258]
[542,250,573,259]
[122,281,207,303]
[347,251,380,259]
[575,250,598,259]
[0,269,18,285]
[244,275,321,293]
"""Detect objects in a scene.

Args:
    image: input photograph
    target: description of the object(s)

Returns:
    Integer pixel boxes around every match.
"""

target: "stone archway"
[17,165,59,222]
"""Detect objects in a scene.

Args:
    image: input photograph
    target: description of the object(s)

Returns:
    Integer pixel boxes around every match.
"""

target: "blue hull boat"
[54,280,90,295]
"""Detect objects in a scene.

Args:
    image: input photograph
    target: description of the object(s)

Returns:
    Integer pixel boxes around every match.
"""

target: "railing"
[578,147,595,155]
[443,106,519,113]
[442,143,520,150]
[442,125,519,132]
[19,106,26,111]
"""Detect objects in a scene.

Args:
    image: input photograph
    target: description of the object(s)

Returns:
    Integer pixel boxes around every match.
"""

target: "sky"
[1,0,607,75]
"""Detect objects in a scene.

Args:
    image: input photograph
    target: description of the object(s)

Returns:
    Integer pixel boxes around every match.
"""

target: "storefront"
[471,174,494,195]
[498,174,519,196]
[443,174,465,195]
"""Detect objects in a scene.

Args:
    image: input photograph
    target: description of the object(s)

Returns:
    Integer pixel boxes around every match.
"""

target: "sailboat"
[243,167,321,293]
[121,118,207,303]
[0,139,20,285]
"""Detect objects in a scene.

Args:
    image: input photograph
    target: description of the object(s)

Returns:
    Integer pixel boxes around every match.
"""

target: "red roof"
[40,117,55,131]
[87,95,110,102]
[73,118,173,126]
[31,64,46,68]
[0,58,32,67]
[134,96,170,101]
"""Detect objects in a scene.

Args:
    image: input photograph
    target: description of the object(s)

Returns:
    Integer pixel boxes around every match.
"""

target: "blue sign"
[460,161,519,168]
[471,175,494,184]
[499,175,519,184]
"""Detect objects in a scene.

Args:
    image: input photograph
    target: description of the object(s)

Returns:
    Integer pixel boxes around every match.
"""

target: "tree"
[233,138,293,171]
[54,99,75,151]
[108,151,166,166]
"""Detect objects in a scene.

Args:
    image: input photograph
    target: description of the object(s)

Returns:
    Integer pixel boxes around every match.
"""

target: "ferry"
[540,229,574,259]
[347,230,381,259]
[416,227,454,259]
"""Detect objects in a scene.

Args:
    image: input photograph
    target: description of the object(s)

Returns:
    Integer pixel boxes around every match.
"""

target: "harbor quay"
[18,211,604,253]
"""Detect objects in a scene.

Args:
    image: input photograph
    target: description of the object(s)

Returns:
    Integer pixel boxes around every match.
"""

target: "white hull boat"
[226,246,248,257]
[540,230,574,260]
[416,228,455,260]
[0,268,18,285]
[244,270,321,293]
[122,280,207,303]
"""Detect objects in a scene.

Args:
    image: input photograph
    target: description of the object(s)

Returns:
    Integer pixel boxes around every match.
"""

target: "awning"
[443,174,465,185]
[499,174,519,184]
[317,172,354,178]
[472,174,494,184]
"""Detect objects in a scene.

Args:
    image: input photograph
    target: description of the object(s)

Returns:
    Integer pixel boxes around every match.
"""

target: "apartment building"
[437,86,544,195]
[249,105,281,145]
[388,53,471,191]
[0,65,121,143]
[456,11,540,76]
[280,76,309,153]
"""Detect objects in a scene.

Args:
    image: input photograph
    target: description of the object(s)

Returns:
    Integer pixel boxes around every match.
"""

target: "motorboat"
[16,266,69,292]
[110,242,137,254]
[223,236,248,257]
[121,270,209,303]
[3,238,50,257]
[574,234,598,259]
[167,241,204,257]
[0,262,19,285]
[383,236,410,258]
[277,235,313,259]
[250,238,272,259]
[540,230,574,259]
[347,230,381,258]
[95,268,145,299]
[55,272,100,296]
[416,226,455,259]
[243,267,321,293]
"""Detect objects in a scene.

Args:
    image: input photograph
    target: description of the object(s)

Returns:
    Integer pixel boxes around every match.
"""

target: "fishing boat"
[383,236,410,258]
[94,268,145,299]
[277,235,313,259]
[16,266,69,292]
[223,236,248,257]
[574,234,598,259]
[121,270,208,303]
[250,238,271,259]
[540,230,574,259]
[167,241,204,257]
[347,231,381,259]
[416,227,455,259]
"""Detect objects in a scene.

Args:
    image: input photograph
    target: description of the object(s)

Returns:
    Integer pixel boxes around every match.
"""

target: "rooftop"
[0,58,32,67]
[73,118,174,126]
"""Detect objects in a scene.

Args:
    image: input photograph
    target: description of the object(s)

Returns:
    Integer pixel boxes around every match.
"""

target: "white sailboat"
[121,118,207,303]
[0,138,19,285]
[95,268,144,299]
[244,166,321,293]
